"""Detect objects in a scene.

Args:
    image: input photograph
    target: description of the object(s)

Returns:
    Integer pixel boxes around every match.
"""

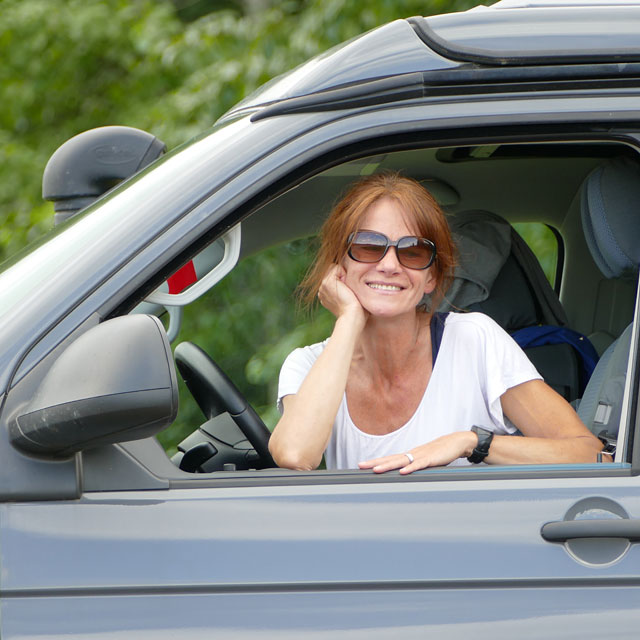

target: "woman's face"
[343,197,436,318]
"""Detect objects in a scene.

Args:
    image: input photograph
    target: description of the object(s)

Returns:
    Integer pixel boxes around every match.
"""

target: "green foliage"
[0,0,183,259]
[513,222,559,287]
[2,0,489,452]
[157,237,335,453]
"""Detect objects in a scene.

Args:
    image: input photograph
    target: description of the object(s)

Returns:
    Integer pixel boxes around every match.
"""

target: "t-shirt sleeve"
[477,314,542,433]
[276,341,327,414]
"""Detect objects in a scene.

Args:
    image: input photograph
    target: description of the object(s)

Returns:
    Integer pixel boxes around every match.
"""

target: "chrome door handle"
[541,519,640,543]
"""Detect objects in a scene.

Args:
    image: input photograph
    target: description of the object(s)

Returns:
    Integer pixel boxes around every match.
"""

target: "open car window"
[134,139,640,484]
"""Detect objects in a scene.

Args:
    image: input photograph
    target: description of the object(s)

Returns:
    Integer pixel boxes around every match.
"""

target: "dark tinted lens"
[397,237,434,269]
[349,232,388,263]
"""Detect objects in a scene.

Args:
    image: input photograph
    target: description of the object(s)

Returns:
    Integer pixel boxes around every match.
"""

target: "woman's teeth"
[368,283,401,291]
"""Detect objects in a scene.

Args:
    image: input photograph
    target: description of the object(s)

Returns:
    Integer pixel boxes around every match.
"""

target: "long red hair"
[300,172,456,311]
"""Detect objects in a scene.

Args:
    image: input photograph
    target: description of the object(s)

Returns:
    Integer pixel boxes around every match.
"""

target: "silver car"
[2,1,640,637]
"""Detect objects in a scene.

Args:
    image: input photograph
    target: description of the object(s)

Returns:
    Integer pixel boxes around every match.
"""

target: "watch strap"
[467,425,494,464]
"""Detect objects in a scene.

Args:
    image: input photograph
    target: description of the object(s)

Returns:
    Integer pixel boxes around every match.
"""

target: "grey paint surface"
[2,478,640,637]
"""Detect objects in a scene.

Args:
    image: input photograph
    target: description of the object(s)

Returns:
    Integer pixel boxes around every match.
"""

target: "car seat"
[576,157,640,450]
[441,210,594,402]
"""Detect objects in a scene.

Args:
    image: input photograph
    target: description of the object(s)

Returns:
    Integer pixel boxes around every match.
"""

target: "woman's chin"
[356,287,425,318]
[363,301,417,319]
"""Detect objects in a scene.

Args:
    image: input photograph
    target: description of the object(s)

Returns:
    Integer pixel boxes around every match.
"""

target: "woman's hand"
[358,431,477,474]
[318,264,367,327]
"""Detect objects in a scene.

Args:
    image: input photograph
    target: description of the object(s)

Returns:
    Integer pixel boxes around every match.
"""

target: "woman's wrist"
[463,429,479,458]
[335,305,367,333]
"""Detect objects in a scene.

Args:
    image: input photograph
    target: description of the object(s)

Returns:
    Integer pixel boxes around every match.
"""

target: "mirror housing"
[43,126,166,225]
[10,315,178,458]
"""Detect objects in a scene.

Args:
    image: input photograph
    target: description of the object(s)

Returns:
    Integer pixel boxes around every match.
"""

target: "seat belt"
[430,311,449,367]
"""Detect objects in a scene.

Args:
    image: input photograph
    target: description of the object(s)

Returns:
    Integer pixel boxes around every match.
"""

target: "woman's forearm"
[485,433,604,465]
[494,378,605,464]
[361,378,606,474]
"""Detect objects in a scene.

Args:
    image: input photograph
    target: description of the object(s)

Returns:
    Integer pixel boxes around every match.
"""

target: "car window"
[513,222,561,292]
[158,237,333,456]
[157,140,640,477]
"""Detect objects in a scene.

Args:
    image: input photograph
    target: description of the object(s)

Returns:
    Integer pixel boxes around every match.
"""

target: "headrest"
[581,157,640,279]
[445,210,512,308]
[442,209,567,330]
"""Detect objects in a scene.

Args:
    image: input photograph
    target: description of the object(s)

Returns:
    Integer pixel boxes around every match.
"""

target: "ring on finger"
[404,452,414,464]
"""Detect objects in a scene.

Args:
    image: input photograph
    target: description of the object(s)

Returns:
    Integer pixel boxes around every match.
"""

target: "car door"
[3,464,640,638]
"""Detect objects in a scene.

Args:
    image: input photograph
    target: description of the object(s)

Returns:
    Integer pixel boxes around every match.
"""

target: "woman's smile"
[366,281,405,292]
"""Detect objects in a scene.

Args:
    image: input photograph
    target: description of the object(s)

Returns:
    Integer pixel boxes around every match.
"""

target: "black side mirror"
[43,126,166,225]
[10,315,178,458]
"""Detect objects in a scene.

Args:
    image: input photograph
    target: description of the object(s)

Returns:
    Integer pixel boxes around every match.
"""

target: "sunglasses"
[347,231,436,270]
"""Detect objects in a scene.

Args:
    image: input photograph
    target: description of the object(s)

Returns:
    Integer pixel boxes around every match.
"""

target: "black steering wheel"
[174,342,275,468]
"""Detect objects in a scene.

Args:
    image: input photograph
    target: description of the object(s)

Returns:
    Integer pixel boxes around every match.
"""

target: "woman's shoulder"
[445,310,500,327]
[282,338,330,369]
[444,311,508,340]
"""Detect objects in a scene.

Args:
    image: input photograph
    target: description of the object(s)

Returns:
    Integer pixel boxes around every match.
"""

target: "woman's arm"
[269,265,367,470]
[488,379,604,464]
[359,379,605,474]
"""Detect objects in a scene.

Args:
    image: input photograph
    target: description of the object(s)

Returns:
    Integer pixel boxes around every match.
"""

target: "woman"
[269,173,604,472]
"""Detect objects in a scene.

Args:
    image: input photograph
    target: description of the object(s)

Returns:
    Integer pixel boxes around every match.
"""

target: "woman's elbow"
[580,432,607,461]
[268,436,320,471]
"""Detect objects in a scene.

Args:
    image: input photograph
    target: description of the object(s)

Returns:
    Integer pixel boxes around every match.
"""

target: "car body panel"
[231,4,640,118]
[232,19,460,111]
[423,6,640,63]
[2,475,640,637]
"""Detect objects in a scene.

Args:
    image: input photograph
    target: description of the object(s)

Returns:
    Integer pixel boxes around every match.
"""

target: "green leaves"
[0,0,180,258]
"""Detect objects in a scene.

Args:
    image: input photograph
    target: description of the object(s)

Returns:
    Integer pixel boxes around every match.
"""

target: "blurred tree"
[0,0,183,259]
[0,0,481,262]
[513,222,559,287]
[1,0,489,452]
[170,0,282,22]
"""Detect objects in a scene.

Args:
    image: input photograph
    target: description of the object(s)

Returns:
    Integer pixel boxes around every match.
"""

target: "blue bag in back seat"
[511,325,599,396]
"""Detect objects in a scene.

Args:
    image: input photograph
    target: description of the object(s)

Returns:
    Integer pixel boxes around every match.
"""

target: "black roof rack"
[251,63,640,121]
[410,6,640,66]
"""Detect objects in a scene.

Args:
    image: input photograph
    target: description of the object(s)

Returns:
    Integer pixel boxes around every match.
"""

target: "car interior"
[136,139,639,479]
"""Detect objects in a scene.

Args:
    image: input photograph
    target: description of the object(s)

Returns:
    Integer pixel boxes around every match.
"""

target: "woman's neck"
[355,311,432,379]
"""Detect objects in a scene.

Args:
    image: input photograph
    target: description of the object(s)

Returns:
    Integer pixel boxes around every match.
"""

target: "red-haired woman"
[269,173,603,472]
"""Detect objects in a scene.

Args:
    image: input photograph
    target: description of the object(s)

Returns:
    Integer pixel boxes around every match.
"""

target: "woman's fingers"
[319,265,365,320]
[358,432,477,474]
[358,454,416,473]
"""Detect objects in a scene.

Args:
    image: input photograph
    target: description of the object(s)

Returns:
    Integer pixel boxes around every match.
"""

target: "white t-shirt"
[277,312,541,469]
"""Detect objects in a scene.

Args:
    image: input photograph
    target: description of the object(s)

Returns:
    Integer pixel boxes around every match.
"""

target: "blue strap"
[511,325,599,393]
[430,312,449,368]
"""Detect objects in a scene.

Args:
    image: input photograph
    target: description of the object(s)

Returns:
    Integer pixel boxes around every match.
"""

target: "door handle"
[541,519,640,543]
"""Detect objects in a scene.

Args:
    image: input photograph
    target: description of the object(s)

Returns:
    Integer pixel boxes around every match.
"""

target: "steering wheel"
[174,342,275,468]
